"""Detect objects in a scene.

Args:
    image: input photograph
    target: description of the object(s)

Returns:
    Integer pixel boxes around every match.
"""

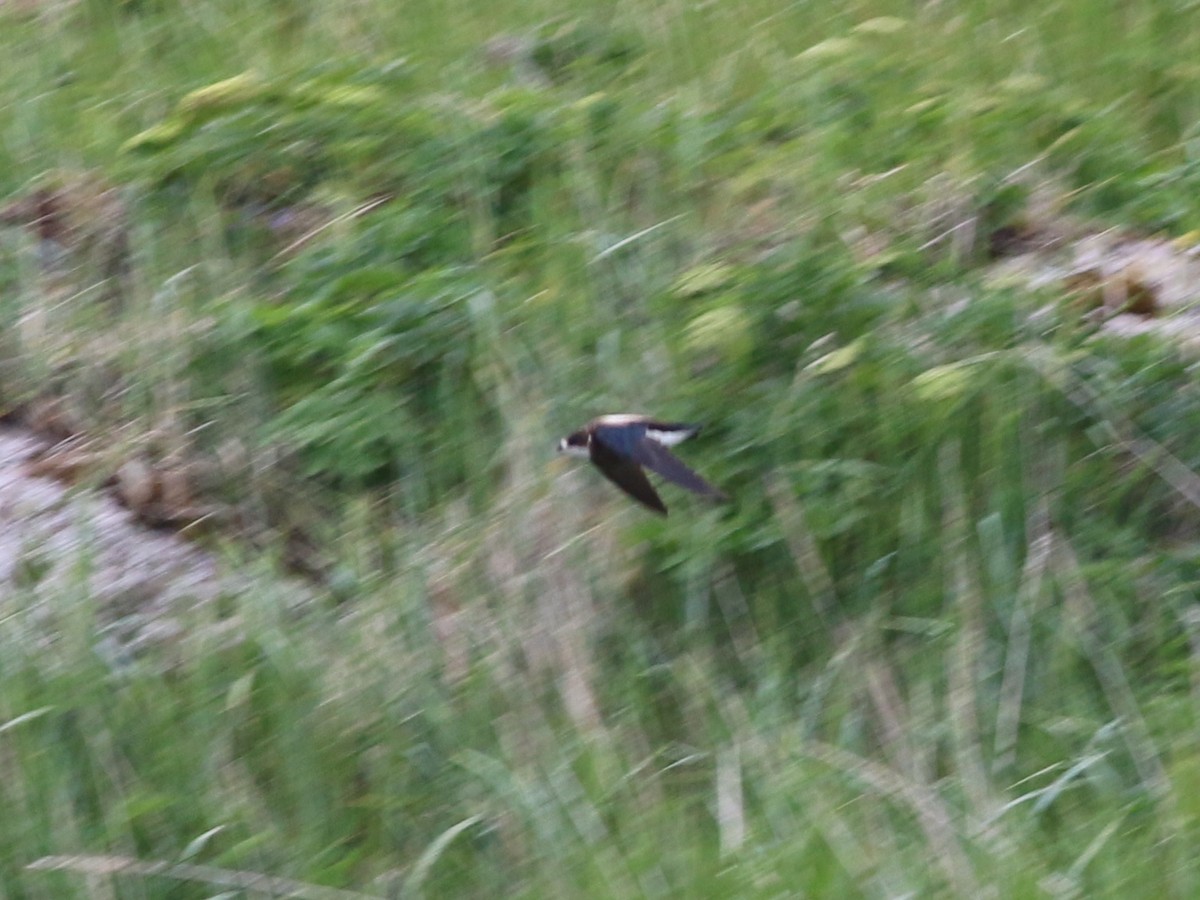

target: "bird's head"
[557,431,591,458]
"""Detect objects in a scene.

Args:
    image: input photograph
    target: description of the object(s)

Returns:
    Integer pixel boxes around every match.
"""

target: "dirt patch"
[989,226,1200,342]
[0,425,299,659]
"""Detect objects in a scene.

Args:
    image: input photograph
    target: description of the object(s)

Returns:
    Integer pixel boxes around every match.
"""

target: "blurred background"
[3,0,1200,895]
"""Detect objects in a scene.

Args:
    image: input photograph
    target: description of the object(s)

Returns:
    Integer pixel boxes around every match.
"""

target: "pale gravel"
[0,425,298,658]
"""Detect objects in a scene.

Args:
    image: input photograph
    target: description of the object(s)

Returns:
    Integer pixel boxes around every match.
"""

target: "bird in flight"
[557,414,728,515]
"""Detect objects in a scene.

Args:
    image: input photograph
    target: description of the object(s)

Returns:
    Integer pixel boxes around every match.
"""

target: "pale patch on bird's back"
[645,426,697,446]
[594,413,649,427]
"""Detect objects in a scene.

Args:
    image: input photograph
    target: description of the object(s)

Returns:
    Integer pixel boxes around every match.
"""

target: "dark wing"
[589,437,668,514]
[626,436,728,500]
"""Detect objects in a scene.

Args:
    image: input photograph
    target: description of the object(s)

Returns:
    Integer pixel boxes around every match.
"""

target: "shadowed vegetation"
[3,0,1200,896]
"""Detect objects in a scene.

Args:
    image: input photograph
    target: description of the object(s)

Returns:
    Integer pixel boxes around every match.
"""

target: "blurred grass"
[4,0,1200,896]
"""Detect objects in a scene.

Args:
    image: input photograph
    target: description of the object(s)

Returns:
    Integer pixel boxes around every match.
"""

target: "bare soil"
[0,425,277,658]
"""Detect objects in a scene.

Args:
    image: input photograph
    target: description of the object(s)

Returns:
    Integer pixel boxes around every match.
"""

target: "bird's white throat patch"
[558,441,591,459]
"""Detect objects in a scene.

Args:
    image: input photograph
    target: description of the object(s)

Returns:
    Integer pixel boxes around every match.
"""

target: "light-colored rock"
[0,425,310,660]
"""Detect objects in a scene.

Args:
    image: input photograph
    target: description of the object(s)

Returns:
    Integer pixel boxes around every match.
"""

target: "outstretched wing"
[589,437,668,514]
[629,436,728,500]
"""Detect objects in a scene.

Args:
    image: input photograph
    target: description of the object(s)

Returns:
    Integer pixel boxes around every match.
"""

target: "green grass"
[4,0,1200,896]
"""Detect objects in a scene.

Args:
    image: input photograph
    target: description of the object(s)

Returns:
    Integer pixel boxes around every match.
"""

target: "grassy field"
[4,0,1200,896]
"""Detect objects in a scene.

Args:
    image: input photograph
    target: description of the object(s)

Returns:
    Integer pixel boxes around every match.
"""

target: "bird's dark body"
[557,414,727,515]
